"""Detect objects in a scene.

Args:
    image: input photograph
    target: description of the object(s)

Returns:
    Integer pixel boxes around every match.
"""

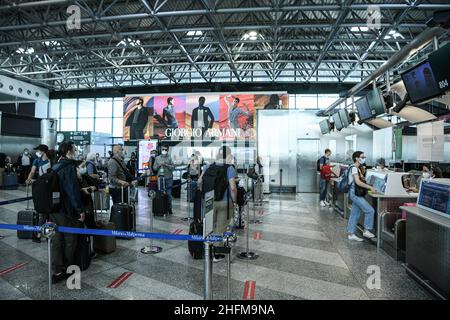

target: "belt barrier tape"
[0,223,223,242]
[0,197,32,206]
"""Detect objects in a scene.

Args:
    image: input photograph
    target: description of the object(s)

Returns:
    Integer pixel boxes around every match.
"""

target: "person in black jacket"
[191,96,215,137]
[125,98,149,140]
[50,141,86,284]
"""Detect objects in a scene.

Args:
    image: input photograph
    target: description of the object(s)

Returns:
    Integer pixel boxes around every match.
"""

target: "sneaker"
[324,200,331,206]
[348,234,364,242]
[320,201,326,207]
[51,272,69,284]
[213,254,225,263]
[168,209,173,215]
[363,230,376,239]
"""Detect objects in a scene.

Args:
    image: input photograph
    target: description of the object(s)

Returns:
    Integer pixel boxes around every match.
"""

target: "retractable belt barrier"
[0,223,223,243]
[0,197,32,206]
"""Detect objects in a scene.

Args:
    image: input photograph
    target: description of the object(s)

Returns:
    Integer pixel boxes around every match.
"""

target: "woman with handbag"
[347,151,377,242]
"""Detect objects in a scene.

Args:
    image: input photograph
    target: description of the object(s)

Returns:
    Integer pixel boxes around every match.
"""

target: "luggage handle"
[26,184,30,210]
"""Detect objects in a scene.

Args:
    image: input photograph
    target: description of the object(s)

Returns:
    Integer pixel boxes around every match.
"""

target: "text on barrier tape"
[0,223,223,242]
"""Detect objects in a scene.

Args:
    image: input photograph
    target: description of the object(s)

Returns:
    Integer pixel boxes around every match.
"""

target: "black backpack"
[316,157,322,172]
[31,162,69,214]
[202,163,229,201]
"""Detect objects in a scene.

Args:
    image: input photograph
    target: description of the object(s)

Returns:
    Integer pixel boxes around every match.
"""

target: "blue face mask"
[360,158,366,165]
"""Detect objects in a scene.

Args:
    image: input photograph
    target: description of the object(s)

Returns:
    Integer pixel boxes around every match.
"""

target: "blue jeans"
[347,185,375,234]
[159,177,173,210]
[319,178,328,201]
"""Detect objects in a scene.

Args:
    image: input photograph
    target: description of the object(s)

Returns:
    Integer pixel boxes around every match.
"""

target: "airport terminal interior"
[0,1,449,302]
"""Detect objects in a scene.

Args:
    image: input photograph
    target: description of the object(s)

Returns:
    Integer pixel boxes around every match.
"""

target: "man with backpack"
[108,144,135,204]
[45,141,85,283]
[317,148,333,207]
[198,146,238,262]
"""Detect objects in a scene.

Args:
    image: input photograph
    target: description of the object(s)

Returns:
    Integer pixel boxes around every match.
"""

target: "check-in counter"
[400,179,450,299]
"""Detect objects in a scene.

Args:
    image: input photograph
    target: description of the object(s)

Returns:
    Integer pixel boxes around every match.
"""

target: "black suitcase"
[188,220,204,259]
[3,172,18,190]
[92,192,116,253]
[109,187,136,239]
[17,187,39,239]
[152,177,169,216]
[172,179,181,198]
[74,229,91,271]
[187,180,197,203]
[193,189,203,221]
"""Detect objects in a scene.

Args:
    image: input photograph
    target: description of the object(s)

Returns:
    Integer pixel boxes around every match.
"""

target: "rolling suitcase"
[17,186,39,239]
[74,225,91,271]
[93,191,116,253]
[152,177,169,216]
[172,179,181,198]
[109,187,136,239]
[188,220,204,259]
[3,171,18,190]
[193,189,203,221]
[187,180,197,203]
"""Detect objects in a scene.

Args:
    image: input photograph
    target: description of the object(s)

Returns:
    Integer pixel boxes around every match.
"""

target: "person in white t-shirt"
[346,151,377,242]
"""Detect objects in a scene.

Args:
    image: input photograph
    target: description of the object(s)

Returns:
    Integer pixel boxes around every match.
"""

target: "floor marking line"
[112,272,133,288]
[107,272,128,288]
[0,262,28,277]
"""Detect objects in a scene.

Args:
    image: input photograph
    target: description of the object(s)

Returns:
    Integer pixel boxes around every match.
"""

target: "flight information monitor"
[366,88,386,117]
[338,109,351,127]
[332,112,343,130]
[401,61,442,104]
[355,96,373,121]
[417,180,450,218]
[428,42,450,92]
[319,119,331,134]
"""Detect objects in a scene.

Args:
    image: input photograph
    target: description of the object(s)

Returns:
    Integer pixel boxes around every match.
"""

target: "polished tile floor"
[0,186,434,300]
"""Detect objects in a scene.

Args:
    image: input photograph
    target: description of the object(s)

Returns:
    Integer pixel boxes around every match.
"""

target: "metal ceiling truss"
[0,0,449,91]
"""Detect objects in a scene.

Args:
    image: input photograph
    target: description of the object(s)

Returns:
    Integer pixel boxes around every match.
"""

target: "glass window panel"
[60,118,77,131]
[77,117,94,131]
[113,98,124,117]
[60,99,77,118]
[296,94,317,109]
[49,99,60,119]
[289,95,296,109]
[113,117,123,137]
[95,118,112,135]
[78,98,95,118]
[318,94,339,110]
[96,98,113,118]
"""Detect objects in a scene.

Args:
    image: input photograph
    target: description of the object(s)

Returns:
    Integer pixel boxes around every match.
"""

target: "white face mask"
[161,150,168,155]
[36,151,43,158]
[423,172,431,179]
[79,167,87,175]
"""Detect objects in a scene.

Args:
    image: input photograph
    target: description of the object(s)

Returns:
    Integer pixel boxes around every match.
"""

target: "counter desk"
[400,206,450,299]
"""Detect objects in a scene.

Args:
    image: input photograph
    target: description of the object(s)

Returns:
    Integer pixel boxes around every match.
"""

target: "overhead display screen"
[401,61,442,104]
[319,119,331,134]
[366,88,386,117]
[332,112,343,130]
[338,109,351,127]
[428,42,450,92]
[355,97,373,121]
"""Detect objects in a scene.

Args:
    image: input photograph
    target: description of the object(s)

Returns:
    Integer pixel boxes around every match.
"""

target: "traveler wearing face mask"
[49,141,85,283]
[125,97,149,140]
[187,153,200,180]
[26,144,51,184]
[346,151,377,242]
[85,153,100,179]
[153,145,175,215]
[127,152,138,178]
[108,144,135,204]
[319,149,333,207]
[17,148,32,184]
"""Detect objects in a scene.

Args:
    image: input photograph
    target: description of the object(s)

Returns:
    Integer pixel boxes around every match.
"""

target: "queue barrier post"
[141,191,162,255]
[41,222,57,301]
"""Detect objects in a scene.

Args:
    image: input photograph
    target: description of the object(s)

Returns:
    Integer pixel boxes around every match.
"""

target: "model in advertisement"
[125,97,150,140]
[191,96,215,137]
[224,95,252,129]
[162,97,179,129]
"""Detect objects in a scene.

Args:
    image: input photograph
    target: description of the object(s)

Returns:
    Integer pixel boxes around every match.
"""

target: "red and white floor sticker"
[0,262,28,277]
[253,232,262,240]
[171,228,183,235]
[107,272,133,289]
[243,280,256,300]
